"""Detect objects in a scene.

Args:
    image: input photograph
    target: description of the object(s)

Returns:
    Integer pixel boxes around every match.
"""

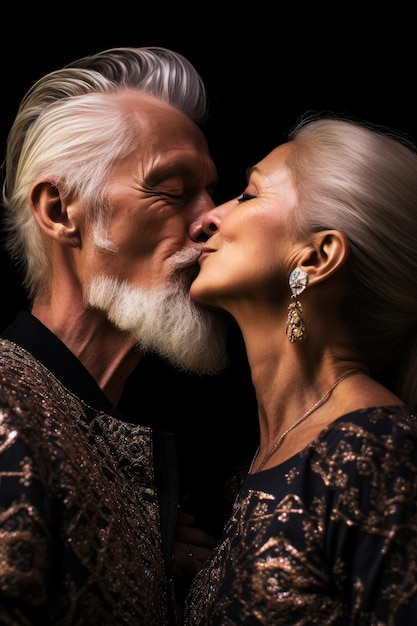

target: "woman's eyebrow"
[245,165,259,181]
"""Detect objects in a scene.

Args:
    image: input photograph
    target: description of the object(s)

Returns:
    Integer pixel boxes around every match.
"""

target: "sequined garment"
[185,406,417,625]
[0,313,179,625]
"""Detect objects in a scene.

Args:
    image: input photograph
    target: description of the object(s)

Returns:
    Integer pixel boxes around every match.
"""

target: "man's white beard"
[83,248,229,374]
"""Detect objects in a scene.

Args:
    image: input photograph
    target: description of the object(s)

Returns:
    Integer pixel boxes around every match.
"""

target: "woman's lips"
[199,246,215,261]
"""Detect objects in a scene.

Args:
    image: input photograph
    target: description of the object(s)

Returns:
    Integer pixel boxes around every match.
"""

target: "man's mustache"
[169,247,201,286]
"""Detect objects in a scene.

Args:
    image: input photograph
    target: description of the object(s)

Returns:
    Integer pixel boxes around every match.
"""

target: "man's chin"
[132,302,230,375]
[173,264,200,289]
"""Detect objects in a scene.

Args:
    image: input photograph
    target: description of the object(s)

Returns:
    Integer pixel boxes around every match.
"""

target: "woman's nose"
[190,207,220,243]
[190,200,233,242]
[199,211,218,240]
[201,201,233,238]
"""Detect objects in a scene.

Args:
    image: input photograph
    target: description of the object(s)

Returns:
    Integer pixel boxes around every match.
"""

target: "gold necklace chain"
[254,370,364,472]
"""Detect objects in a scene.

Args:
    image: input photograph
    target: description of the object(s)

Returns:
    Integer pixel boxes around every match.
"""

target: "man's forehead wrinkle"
[142,152,205,186]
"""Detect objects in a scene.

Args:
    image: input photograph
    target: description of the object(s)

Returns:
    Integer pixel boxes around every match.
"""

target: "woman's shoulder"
[312,405,417,466]
[328,404,416,434]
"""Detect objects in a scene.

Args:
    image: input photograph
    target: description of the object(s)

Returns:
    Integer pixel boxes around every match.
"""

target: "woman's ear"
[298,230,350,285]
[29,181,80,247]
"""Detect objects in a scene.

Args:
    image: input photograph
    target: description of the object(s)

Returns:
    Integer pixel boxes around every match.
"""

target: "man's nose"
[188,194,216,242]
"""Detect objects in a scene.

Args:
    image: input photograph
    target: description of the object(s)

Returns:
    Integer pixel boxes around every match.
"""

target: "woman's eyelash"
[237,193,256,203]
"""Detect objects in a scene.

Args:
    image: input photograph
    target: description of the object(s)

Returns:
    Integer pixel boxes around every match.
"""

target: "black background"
[1,9,416,536]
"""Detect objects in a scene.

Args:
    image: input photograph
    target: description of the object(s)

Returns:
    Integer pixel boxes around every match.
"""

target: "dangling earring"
[285,267,308,342]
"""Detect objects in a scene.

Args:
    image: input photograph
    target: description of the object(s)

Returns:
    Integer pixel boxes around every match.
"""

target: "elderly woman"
[184,115,417,625]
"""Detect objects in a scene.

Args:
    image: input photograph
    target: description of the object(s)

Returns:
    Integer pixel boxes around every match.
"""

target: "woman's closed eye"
[237,193,256,203]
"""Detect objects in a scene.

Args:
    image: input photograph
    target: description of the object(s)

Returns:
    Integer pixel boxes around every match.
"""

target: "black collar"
[1,310,125,418]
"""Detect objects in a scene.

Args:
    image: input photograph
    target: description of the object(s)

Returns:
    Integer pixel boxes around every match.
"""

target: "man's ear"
[298,230,350,285]
[29,181,81,247]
